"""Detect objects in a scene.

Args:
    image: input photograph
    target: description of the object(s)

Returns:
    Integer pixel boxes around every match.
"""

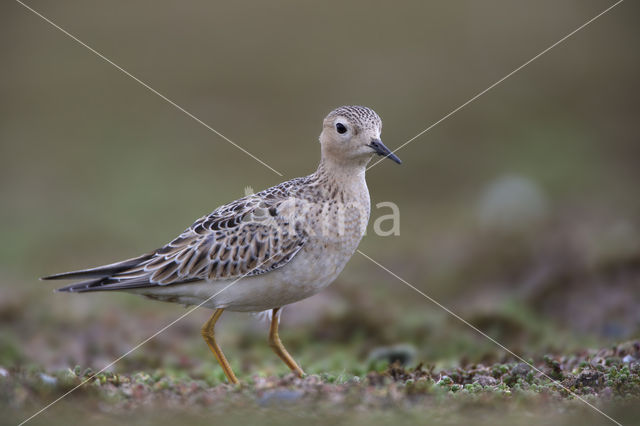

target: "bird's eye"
[336,123,347,134]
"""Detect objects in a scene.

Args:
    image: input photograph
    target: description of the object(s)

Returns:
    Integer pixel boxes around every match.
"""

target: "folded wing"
[43,181,310,293]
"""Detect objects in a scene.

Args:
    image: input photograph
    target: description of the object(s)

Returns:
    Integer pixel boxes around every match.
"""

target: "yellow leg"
[201,309,239,384]
[268,307,305,377]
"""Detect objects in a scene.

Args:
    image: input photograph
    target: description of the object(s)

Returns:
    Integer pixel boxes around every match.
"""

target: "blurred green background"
[1,0,639,423]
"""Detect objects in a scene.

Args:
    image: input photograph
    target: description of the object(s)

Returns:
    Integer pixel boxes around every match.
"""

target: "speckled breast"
[291,187,371,285]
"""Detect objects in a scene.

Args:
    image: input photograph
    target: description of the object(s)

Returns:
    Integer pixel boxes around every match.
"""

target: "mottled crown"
[325,105,382,131]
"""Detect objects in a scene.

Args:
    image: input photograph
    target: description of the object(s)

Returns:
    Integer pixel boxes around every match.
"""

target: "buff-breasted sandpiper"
[43,105,402,383]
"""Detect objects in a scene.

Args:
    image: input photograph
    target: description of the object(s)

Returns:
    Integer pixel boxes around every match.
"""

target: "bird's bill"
[368,139,402,164]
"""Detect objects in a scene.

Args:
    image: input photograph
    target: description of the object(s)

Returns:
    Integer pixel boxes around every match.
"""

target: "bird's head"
[319,105,401,169]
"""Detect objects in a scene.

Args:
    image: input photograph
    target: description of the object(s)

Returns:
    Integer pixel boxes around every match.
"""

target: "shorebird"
[43,105,401,384]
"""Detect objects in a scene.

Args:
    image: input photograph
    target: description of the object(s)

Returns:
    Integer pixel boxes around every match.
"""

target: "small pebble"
[39,373,58,386]
[474,376,497,387]
[511,363,532,377]
[622,355,635,363]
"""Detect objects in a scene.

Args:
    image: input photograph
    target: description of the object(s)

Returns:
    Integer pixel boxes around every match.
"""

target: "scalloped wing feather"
[55,177,314,292]
[117,201,306,286]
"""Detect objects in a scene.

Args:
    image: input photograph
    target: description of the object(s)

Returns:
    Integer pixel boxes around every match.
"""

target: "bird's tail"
[41,253,154,292]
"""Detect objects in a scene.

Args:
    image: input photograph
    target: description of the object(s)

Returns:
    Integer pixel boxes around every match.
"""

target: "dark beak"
[368,139,402,164]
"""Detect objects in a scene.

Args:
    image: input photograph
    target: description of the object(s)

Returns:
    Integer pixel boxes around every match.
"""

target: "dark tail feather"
[44,252,196,293]
[56,277,110,293]
[57,276,199,293]
[42,253,154,281]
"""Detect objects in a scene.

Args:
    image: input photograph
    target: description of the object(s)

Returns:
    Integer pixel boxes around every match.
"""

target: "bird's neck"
[316,157,367,183]
[313,158,369,203]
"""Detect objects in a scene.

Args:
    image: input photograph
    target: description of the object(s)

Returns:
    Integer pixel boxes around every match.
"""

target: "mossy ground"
[3,340,639,426]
